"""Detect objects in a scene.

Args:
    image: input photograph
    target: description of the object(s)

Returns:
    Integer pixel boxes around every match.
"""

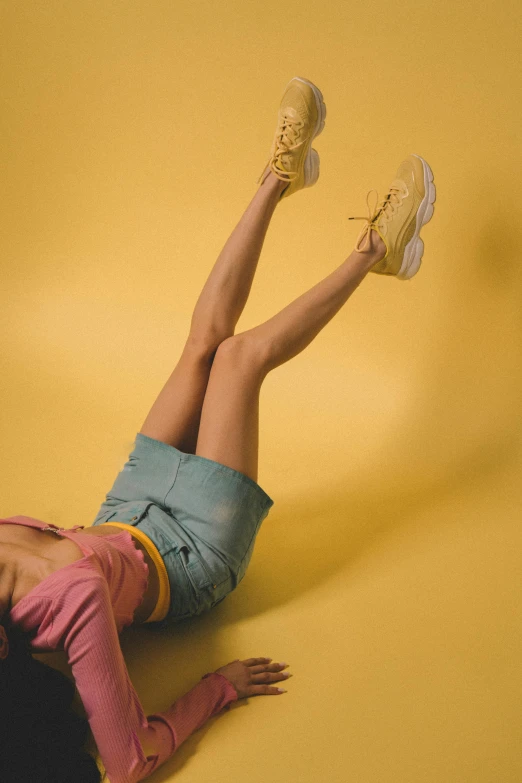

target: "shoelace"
[257,113,306,185]
[348,186,405,252]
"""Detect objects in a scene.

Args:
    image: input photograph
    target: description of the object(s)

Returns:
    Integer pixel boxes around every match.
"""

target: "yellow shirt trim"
[100,521,170,623]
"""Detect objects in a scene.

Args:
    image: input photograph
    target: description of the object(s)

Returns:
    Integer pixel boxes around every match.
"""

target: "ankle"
[351,228,387,264]
[369,228,387,260]
[263,169,289,194]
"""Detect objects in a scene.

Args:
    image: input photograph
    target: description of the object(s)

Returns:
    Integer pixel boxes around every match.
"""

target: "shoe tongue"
[374,178,405,218]
[280,105,300,125]
[373,178,405,223]
[390,177,405,191]
[274,106,301,174]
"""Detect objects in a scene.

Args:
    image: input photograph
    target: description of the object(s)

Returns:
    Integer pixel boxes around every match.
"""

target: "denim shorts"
[91,433,274,628]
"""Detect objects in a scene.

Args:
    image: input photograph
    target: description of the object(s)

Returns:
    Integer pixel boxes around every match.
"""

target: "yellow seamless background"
[1,1,521,781]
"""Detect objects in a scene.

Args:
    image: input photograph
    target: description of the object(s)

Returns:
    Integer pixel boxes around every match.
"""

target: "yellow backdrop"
[1,1,521,781]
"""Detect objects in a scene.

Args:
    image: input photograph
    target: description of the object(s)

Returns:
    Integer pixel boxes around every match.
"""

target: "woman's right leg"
[138,171,287,453]
[195,228,386,483]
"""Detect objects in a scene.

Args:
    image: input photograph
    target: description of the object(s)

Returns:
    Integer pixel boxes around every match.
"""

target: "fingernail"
[278,662,288,668]
[282,672,292,678]
[276,688,287,693]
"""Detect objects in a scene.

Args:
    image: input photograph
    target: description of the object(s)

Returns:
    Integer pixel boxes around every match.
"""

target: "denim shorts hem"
[135,432,274,509]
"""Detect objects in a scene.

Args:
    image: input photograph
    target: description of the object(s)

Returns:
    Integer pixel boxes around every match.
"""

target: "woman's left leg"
[195,228,386,483]
[139,171,287,453]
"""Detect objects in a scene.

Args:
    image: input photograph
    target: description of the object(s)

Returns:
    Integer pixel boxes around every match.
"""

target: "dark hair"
[0,614,103,783]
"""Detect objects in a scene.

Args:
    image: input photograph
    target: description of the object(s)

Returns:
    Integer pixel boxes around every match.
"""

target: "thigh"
[195,335,268,484]
[139,345,216,455]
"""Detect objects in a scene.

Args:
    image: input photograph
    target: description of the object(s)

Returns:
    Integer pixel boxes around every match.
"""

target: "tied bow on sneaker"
[348,154,436,280]
[257,76,326,201]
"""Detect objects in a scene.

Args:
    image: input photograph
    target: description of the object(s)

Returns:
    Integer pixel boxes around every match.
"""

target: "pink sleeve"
[46,574,238,783]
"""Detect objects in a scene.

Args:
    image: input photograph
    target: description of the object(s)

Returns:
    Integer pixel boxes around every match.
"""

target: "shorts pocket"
[175,545,202,615]
[104,499,153,526]
[103,500,177,556]
[176,542,226,615]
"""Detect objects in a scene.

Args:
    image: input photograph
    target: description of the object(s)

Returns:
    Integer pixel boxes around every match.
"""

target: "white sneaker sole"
[290,76,326,188]
[397,154,437,280]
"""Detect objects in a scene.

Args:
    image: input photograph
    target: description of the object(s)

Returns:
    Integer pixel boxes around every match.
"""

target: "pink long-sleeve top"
[2,515,238,783]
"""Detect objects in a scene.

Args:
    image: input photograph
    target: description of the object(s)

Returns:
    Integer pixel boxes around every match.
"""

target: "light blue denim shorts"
[91,433,274,627]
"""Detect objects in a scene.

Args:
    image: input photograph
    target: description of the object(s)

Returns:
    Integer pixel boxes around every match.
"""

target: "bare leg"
[139,172,287,452]
[195,228,386,482]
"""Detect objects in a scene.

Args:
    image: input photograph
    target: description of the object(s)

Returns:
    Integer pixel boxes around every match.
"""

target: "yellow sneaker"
[348,154,436,280]
[257,76,326,201]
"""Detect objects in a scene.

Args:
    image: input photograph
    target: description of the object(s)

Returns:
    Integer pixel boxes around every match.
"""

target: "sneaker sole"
[290,76,326,188]
[396,155,437,280]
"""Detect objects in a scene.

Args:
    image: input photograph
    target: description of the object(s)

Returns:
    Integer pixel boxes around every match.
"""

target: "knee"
[184,332,222,362]
[214,333,270,375]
